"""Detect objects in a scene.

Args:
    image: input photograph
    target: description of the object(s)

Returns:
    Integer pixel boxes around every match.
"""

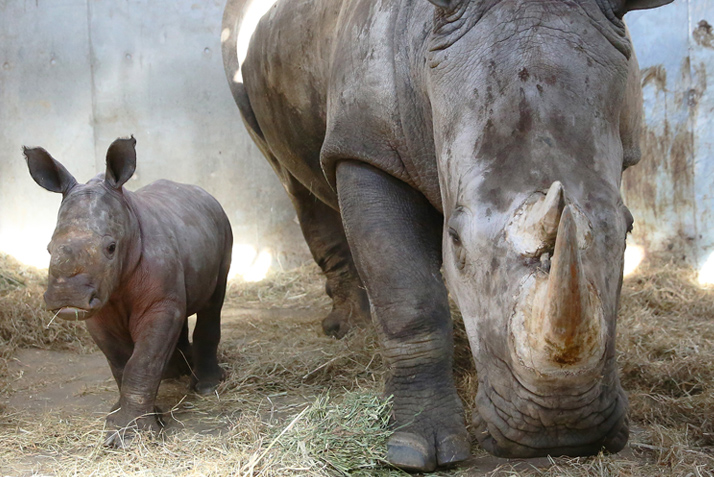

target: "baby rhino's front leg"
[103,307,184,447]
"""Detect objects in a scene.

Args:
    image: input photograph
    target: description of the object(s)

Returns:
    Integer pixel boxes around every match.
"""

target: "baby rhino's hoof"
[191,367,226,395]
[103,407,164,448]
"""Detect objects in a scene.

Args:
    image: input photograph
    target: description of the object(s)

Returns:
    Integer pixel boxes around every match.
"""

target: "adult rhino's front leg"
[102,306,184,447]
[336,161,470,472]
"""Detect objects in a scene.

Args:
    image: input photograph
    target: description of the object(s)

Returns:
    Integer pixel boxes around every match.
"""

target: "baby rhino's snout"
[45,240,104,320]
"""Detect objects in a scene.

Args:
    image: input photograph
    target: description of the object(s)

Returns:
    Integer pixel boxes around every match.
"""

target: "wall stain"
[622,55,706,262]
[693,20,714,49]
[641,64,667,92]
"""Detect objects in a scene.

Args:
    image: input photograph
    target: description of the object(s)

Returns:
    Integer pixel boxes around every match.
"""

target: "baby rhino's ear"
[105,136,137,190]
[23,146,77,195]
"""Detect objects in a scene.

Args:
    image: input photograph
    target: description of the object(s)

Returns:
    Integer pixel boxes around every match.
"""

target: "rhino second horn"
[509,181,565,257]
[533,181,565,243]
[539,205,602,366]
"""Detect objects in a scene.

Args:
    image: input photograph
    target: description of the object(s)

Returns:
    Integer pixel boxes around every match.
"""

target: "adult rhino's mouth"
[472,369,629,458]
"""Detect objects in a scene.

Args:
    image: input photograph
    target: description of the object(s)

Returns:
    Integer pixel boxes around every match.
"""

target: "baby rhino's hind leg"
[191,272,228,395]
[163,320,192,379]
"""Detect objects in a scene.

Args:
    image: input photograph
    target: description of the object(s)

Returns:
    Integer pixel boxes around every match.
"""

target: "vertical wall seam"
[690,0,698,259]
[85,0,100,172]
[687,0,700,262]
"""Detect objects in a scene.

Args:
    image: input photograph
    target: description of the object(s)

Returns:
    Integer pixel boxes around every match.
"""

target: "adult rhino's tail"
[221,0,274,140]
[221,0,252,93]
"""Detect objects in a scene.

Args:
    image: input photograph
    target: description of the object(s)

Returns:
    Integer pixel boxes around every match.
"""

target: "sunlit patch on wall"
[0,228,52,269]
[623,240,645,277]
[234,0,279,82]
[698,251,714,286]
[228,243,272,282]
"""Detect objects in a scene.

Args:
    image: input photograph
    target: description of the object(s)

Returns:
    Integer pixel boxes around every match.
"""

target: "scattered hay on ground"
[0,390,400,477]
[225,263,330,310]
[616,259,714,475]
[2,254,714,475]
[248,392,402,476]
[0,254,94,388]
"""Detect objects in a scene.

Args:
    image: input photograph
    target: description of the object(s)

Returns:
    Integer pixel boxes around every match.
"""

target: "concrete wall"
[1,0,711,277]
[625,1,714,272]
[0,0,308,276]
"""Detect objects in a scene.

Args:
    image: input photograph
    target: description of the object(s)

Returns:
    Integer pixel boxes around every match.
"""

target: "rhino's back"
[132,180,232,310]
[238,0,442,210]
[135,179,229,236]
[239,0,344,205]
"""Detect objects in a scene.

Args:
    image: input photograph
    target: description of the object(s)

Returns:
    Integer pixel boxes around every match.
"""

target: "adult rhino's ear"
[23,147,77,195]
[105,136,136,190]
[426,0,460,9]
[615,0,674,14]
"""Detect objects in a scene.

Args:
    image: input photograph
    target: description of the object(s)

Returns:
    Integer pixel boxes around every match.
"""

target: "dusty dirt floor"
[1,257,714,476]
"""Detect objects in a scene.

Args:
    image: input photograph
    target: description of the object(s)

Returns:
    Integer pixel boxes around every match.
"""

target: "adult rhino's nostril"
[539,251,551,272]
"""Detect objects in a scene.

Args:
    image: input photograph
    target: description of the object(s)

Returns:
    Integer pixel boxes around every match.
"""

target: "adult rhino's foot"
[321,286,371,338]
[387,402,470,472]
[388,429,470,472]
[103,403,164,448]
[191,365,226,395]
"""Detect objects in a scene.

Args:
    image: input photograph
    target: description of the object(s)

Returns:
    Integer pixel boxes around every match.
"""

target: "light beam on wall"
[234,0,280,83]
[0,228,52,269]
[698,251,714,286]
[623,240,645,277]
[228,244,272,282]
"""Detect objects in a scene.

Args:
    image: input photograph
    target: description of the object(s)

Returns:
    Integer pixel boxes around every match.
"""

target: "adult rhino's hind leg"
[336,161,470,472]
[230,82,369,339]
[285,174,371,339]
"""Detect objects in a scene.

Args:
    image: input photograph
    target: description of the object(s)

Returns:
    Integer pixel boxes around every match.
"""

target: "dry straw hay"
[0,254,94,386]
[1,252,714,476]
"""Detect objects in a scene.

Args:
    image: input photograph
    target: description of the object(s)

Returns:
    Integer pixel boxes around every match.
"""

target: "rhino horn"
[538,205,602,366]
[530,181,564,245]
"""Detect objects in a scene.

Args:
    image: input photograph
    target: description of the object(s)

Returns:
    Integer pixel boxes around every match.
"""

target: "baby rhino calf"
[24,137,232,446]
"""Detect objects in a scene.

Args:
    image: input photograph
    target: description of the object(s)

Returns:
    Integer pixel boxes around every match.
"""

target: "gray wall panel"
[0,0,307,275]
[2,0,713,278]
[626,0,714,272]
[0,0,96,266]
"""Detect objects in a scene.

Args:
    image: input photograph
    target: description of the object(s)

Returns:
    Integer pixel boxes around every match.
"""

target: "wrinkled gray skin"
[24,138,232,447]
[223,0,671,471]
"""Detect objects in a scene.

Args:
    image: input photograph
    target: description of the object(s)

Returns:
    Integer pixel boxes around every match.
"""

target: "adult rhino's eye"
[623,206,634,234]
[448,227,461,246]
[107,243,116,255]
[448,227,466,270]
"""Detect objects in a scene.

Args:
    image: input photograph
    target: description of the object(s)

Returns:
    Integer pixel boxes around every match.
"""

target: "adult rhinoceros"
[222,0,671,471]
